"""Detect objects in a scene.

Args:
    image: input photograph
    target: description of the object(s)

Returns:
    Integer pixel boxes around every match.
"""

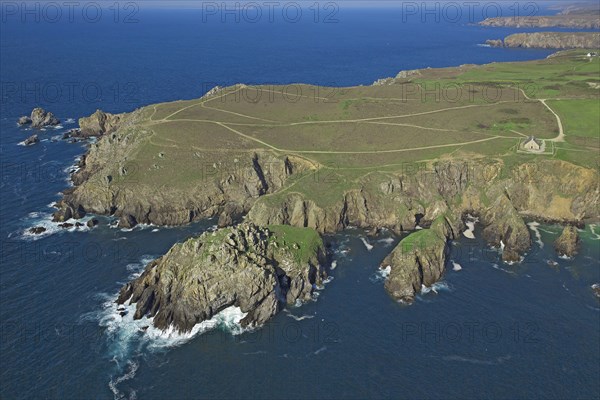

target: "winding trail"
[540,99,565,142]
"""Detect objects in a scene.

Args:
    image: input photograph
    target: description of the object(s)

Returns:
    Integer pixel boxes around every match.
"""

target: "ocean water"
[1,5,599,400]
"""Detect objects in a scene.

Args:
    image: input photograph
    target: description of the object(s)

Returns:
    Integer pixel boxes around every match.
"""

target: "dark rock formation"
[87,218,99,228]
[116,223,327,332]
[554,226,580,257]
[30,108,60,128]
[52,205,85,222]
[29,226,46,235]
[23,135,39,146]
[118,214,137,229]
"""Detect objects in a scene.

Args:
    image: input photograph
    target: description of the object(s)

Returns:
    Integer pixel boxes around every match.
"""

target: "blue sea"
[1,4,599,399]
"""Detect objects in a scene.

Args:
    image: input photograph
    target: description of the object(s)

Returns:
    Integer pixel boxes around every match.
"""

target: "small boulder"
[554,226,580,258]
[71,205,86,219]
[18,116,32,125]
[28,226,46,235]
[52,206,73,222]
[23,134,39,146]
[87,218,99,228]
[59,223,74,229]
[592,284,600,299]
[118,214,137,229]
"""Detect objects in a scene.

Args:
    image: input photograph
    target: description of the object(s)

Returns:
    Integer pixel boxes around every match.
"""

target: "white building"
[523,136,543,151]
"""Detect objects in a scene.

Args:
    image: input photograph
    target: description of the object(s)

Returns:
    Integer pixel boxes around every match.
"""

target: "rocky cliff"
[480,16,600,29]
[554,226,580,257]
[381,215,459,303]
[78,109,124,137]
[116,223,327,332]
[486,32,600,49]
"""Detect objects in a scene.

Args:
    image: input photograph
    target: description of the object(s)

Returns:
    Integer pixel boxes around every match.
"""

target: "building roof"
[524,136,543,147]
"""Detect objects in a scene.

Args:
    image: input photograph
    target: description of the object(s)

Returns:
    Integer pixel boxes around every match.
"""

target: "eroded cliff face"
[381,214,460,303]
[62,108,598,316]
[117,223,327,332]
[56,110,312,227]
[480,16,600,29]
[247,158,598,300]
[78,109,125,137]
[249,159,598,257]
[486,32,600,49]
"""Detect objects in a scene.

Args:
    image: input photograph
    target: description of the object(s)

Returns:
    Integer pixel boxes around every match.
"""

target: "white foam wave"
[462,214,478,239]
[19,210,94,241]
[313,346,327,355]
[527,221,544,248]
[284,310,315,321]
[330,260,337,270]
[420,281,452,295]
[65,118,75,124]
[589,224,600,240]
[108,360,139,400]
[452,261,462,271]
[369,265,391,283]
[360,237,373,251]
[491,263,516,275]
[545,259,559,267]
[377,237,395,246]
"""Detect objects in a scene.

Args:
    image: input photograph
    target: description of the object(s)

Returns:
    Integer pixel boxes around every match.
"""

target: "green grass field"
[99,50,599,206]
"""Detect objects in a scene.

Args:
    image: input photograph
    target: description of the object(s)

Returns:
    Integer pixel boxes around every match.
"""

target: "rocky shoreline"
[479,16,600,29]
[486,32,600,49]
[116,223,328,332]
[23,56,600,332]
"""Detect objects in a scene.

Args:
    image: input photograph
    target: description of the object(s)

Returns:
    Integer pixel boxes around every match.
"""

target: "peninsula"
[486,32,600,49]
[50,50,599,332]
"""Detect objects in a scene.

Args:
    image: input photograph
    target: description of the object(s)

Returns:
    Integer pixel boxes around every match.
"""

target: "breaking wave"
[369,265,391,283]
[360,237,373,251]
[527,221,544,248]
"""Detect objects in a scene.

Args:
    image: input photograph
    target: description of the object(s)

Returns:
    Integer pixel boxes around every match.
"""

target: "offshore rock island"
[53,50,599,332]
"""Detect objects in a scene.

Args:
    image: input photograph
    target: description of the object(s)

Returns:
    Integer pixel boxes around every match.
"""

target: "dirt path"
[540,99,565,142]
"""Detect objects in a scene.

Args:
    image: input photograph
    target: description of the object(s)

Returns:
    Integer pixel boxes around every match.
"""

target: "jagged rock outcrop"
[381,215,458,303]
[78,109,123,137]
[18,108,60,128]
[29,226,46,235]
[23,134,39,146]
[18,116,31,125]
[116,223,327,332]
[592,284,600,299]
[486,32,600,49]
[480,16,600,29]
[480,191,531,263]
[554,226,580,257]
[31,108,60,128]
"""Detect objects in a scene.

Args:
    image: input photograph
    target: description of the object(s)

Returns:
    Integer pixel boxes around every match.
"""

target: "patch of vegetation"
[268,225,323,264]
